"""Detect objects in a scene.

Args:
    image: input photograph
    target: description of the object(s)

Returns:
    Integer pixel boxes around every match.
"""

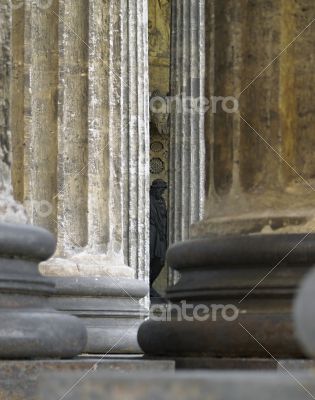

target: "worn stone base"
[139,234,315,358]
[50,277,149,354]
[0,223,87,359]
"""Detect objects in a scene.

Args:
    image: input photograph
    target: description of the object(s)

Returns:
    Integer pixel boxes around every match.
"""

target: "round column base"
[139,233,315,358]
[0,310,87,359]
[0,222,87,359]
[51,276,149,354]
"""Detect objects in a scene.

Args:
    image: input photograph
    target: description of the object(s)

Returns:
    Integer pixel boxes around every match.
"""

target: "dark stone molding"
[51,276,149,354]
[0,222,87,359]
[138,234,315,358]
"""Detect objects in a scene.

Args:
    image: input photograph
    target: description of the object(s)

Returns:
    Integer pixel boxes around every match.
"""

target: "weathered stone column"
[0,0,86,358]
[194,0,315,237]
[168,0,205,245]
[11,0,150,353]
[1,0,27,224]
[139,0,315,358]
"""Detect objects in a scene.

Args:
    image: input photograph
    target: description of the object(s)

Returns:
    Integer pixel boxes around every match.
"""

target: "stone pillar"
[139,0,315,358]
[168,0,205,245]
[194,0,315,237]
[0,0,86,358]
[23,0,59,234]
[168,0,205,285]
[11,0,150,353]
[0,0,27,224]
[294,268,315,358]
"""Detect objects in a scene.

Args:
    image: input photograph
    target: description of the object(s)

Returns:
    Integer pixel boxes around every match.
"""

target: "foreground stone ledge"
[173,357,315,371]
[0,357,175,400]
[39,371,315,400]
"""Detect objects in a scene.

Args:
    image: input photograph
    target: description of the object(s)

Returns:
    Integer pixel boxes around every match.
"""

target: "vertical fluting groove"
[168,0,177,246]
[143,0,150,284]
[108,0,124,256]
[168,0,178,285]
[181,0,190,240]
[0,0,12,194]
[230,1,242,194]
[87,0,110,251]
[212,0,234,195]
[11,5,25,203]
[190,0,198,225]
[57,0,88,254]
[23,0,58,234]
[136,0,144,279]
[136,0,147,281]
[198,0,205,219]
[173,0,183,243]
[279,0,297,186]
[23,0,31,214]
[204,0,215,210]
[121,0,130,265]
[128,0,139,272]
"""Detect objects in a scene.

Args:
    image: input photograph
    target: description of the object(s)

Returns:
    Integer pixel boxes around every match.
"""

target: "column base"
[294,268,315,358]
[138,233,315,358]
[0,223,87,359]
[0,309,86,359]
[51,276,149,354]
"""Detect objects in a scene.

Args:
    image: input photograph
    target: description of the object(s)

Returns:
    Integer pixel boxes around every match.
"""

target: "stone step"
[0,357,175,399]
[40,370,315,400]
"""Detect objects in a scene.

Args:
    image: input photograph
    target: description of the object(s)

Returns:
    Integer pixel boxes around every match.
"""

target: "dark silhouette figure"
[150,179,167,297]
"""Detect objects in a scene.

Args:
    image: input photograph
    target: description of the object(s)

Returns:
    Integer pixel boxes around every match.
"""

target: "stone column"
[294,268,315,358]
[0,0,86,358]
[139,0,315,359]
[0,0,27,224]
[11,0,149,353]
[194,0,315,237]
[168,0,205,245]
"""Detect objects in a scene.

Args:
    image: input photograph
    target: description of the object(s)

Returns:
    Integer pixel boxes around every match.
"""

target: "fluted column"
[139,0,315,359]
[23,0,59,234]
[193,0,315,238]
[169,0,205,245]
[0,1,26,224]
[0,0,86,359]
[11,0,149,353]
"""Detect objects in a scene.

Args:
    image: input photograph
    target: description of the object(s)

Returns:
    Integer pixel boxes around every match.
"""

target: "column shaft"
[169,0,205,245]
[125,0,150,281]
[11,5,25,203]
[0,1,86,359]
[139,0,315,360]
[0,0,26,223]
[9,0,150,353]
[23,0,59,234]
[57,0,88,253]
[194,0,315,237]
